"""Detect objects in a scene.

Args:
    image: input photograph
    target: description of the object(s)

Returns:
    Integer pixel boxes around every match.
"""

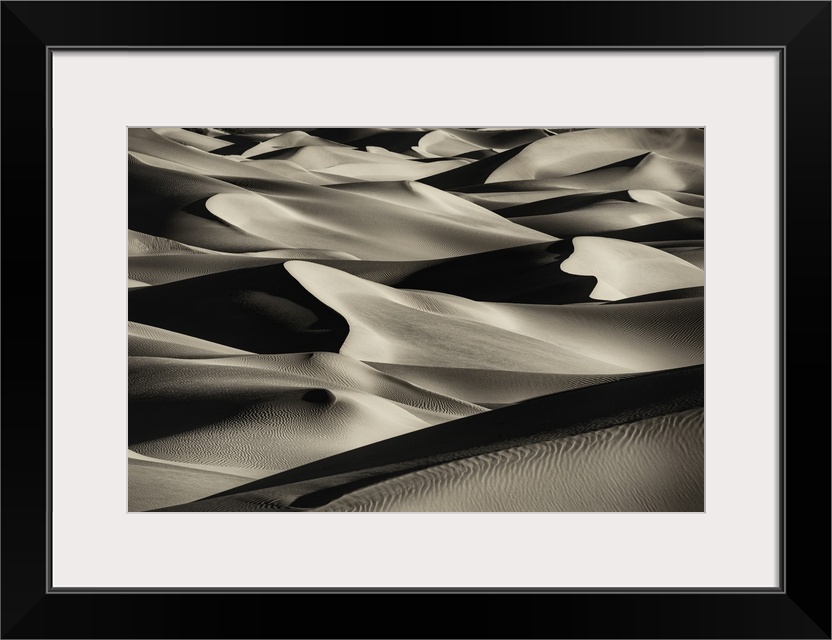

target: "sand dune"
[629,189,704,217]
[129,156,283,252]
[488,153,705,194]
[128,457,253,512]
[240,131,351,158]
[151,127,236,153]
[365,363,636,406]
[128,230,211,257]
[453,188,595,211]
[317,408,704,512]
[128,321,252,358]
[130,370,441,472]
[487,128,703,183]
[156,366,703,511]
[129,263,349,354]
[128,127,704,512]
[286,260,702,373]
[561,236,704,300]
[418,143,531,190]
[129,128,286,180]
[202,181,555,260]
[142,239,592,304]
[131,351,484,423]
[414,128,550,158]
[505,200,688,237]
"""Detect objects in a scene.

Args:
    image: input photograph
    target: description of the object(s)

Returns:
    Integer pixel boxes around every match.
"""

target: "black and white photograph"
[128,126,704,513]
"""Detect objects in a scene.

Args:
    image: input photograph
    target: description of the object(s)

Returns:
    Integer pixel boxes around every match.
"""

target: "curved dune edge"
[487,128,704,184]
[561,236,704,301]
[203,181,555,261]
[128,321,252,358]
[128,262,350,355]
[285,260,702,373]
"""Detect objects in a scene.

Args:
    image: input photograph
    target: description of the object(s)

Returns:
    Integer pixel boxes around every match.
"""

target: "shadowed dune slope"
[130,352,483,436]
[130,380,437,473]
[129,254,284,285]
[303,128,428,153]
[646,240,704,269]
[151,239,594,305]
[390,240,597,304]
[128,263,349,354]
[156,365,703,511]
[506,202,696,238]
[418,143,532,190]
[128,156,282,252]
[493,189,704,220]
[129,128,287,180]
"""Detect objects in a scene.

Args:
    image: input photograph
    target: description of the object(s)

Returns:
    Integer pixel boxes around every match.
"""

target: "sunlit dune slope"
[202,180,555,260]
[286,260,703,374]
[561,236,704,300]
[487,128,703,183]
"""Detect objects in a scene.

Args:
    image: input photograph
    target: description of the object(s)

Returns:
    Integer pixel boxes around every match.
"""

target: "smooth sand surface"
[286,260,702,373]
[488,128,703,183]
[561,236,704,300]
[203,181,555,261]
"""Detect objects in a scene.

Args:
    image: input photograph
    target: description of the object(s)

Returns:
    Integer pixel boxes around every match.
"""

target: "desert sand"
[128,127,704,512]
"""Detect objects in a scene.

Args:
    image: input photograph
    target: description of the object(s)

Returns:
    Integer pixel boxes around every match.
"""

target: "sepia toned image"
[127,127,704,512]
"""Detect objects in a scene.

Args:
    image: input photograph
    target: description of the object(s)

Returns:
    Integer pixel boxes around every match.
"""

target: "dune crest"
[286,260,702,373]
[561,236,704,300]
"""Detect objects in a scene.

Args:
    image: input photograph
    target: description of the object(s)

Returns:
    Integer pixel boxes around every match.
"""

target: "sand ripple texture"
[316,409,704,512]
[128,127,704,512]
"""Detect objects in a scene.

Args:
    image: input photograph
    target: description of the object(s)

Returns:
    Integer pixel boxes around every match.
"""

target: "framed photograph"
[3,1,829,638]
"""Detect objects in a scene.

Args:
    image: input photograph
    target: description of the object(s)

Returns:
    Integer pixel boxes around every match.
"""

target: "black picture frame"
[2,2,829,638]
